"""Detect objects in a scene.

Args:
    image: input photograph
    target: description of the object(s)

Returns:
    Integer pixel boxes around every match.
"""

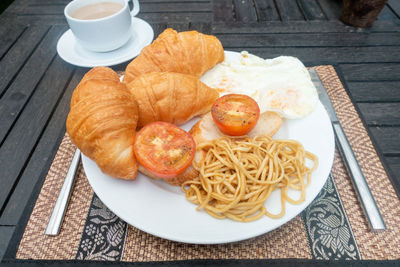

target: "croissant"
[67,67,139,179]
[126,72,219,128]
[123,28,224,84]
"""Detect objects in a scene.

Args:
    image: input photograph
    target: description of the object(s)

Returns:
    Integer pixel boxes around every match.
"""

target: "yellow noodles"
[181,135,318,222]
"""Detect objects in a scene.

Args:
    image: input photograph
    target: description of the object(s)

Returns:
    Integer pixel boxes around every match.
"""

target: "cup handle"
[129,0,140,17]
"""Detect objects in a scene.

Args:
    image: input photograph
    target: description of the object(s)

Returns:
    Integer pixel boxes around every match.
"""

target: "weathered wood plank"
[358,103,400,126]
[340,63,400,81]
[31,0,209,4]
[150,23,167,37]
[141,2,210,13]
[138,12,213,23]
[19,4,63,14]
[233,0,257,22]
[388,0,400,17]
[0,226,14,262]
[318,0,342,20]
[13,12,213,25]
[12,14,68,25]
[213,0,235,22]
[216,32,400,47]
[211,20,400,34]
[347,82,400,102]
[0,55,74,213]
[27,1,67,5]
[0,67,84,226]
[221,47,400,65]
[298,0,326,20]
[0,20,26,60]
[0,25,50,97]
[253,0,280,21]
[377,5,399,20]
[20,2,211,15]
[275,0,304,21]
[0,26,65,145]
[165,22,211,34]
[142,0,210,2]
[166,22,190,32]
[369,127,400,155]
[142,0,210,1]
[189,22,212,34]
[1,0,28,14]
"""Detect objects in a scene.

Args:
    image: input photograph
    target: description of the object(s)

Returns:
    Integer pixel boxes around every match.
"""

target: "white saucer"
[57,17,154,67]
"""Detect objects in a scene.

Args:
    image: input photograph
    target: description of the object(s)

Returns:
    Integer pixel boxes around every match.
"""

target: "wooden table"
[0,0,400,263]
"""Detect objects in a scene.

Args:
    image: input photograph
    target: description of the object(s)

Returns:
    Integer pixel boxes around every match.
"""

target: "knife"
[45,148,81,235]
[309,68,386,231]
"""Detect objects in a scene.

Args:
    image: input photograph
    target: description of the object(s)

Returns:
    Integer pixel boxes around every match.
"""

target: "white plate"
[57,17,154,67]
[81,51,335,244]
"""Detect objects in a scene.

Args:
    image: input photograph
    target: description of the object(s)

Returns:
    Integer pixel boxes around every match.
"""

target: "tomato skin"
[211,94,260,136]
[134,122,196,179]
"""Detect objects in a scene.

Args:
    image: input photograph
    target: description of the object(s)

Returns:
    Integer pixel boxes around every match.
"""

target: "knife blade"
[309,68,386,231]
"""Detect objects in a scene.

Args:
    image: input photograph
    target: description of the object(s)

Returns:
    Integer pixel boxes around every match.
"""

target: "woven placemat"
[15,66,400,261]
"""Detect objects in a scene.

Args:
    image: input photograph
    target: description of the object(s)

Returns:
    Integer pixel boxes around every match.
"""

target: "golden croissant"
[66,67,139,179]
[126,72,219,128]
[123,28,224,84]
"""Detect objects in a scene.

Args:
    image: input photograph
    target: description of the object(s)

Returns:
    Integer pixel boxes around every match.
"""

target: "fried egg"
[200,51,318,119]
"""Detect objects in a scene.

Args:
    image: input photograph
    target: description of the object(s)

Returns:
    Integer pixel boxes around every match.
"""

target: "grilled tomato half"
[211,94,260,136]
[134,122,196,179]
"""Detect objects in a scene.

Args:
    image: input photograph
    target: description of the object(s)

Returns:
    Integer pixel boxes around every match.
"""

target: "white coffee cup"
[64,0,140,52]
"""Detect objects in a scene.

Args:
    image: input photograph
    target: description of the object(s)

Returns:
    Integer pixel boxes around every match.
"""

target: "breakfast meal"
[126,71,219,128]
[67,28,321,223]
[123,28,224,84]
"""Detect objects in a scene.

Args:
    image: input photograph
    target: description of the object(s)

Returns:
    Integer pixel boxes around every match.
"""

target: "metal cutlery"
[45,148,81,235]
[309,68,386,231]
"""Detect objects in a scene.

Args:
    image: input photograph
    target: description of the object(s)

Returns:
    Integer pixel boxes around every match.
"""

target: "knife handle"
[332,122,386,231]
[45,149,81,235]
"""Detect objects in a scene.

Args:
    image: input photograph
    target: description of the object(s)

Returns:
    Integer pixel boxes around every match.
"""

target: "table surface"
[0,0,400,263]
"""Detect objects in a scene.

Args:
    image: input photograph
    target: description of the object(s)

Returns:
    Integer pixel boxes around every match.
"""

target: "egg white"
[200,51,318,119]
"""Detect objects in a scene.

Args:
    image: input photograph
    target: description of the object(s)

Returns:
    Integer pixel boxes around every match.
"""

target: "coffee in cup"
[64,0,140,52]
[71,2,124,20]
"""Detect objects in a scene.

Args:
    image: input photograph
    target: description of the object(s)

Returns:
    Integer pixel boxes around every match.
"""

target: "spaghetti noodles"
[181,135,318,222]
